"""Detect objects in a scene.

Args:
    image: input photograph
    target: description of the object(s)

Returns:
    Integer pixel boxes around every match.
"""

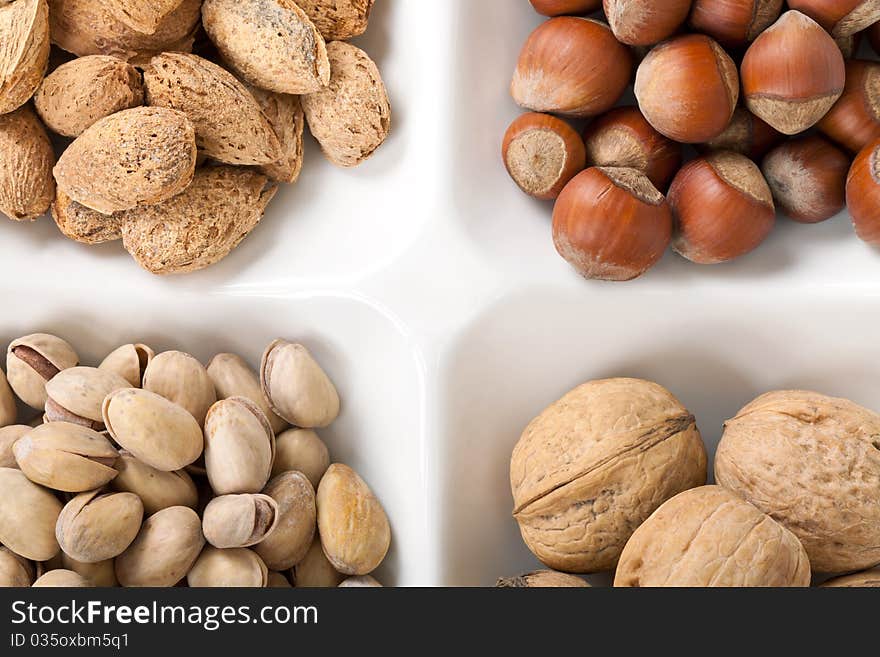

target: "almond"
[53,106,197,215]
[52,189,122,244]
[248,86,304,184]
[34,55,143,137]
[0,0,50,115]
[301,41,391,167]
[0,105,55,221]
[99,0,186,35]
[295,0,374,41]
[120,166,277,275]
[201,0,330,95]
[144,53,282,166]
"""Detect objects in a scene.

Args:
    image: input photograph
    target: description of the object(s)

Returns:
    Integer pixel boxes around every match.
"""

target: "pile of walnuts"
[0,0,390,275]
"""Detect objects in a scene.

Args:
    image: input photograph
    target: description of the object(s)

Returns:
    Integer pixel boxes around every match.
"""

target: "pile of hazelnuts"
[503,0,880,281]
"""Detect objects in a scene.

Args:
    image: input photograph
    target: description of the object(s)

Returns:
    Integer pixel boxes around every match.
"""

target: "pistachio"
[260,340,339,429]
[204,396,275,495]
[202,494,278,549]
[102,388,204,472]
[317,464,390,576]
[60,553,117,587]
[115,506,203,587]
[98,343,154,388]
[143,351,216,427]
[292,535,343,587]
[6,334,79,410]
[13,422,118,492]
[0,425,29,468]
[0,467,62,561]
[207,353,286,434]
[56,490,143,563]
[44,366,129,429]
[254,471,316,570]
[0,368,16,427]
[272,428,330,489]
[339,575,382,587]
[267,571,291,587]
[110,451,197,515]
[0,546,34,587]
[187,546,268,587]
[33,569,92,587]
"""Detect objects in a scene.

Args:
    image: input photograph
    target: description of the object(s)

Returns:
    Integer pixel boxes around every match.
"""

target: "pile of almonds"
[0,333,390,587]
[503,378,880,587]
[504,1,880,281]
[0,0,391,275]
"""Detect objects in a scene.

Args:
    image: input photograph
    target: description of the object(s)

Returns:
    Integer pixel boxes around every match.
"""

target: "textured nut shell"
[12,422,118,492]
[202,494,278,548]
[0,468,61,561]
[56,490,143,563]
[110,451,198,515]
[0,425,30,468]
[204,396,275,495]
[301,41,390,168]
[100,0,185,35]
[254,471,316,570]
[715,390,880,572]
[817,59,880,154]
[248,87,305,184]
[33,569,92,587]
[102,388,204,472]
[115,505,204,586]
[53,106,197,215]
[201,0,330,95]
[295,0,373,40]
[144,53,281,166]
[207,353,287,435]
[0,369,15,428]
[187,547,268,587]
[821,567,880,588]
[0,106,55,221]
[271,428,329,489]
[847,139,880,245]
[511,378,707,573]
[789,0,880,37]
[60,554,117,587]
[316,464,390,576]
[46,366,130,423]
[52,189,122,244]
[0,0,49,115]
[0,546,33,586]
[7,333,79,410]
[260,340,340,429]
[497,570,589,588]
[143,351,216,427]
[615,486,811,587]
[120,165,277,275]
[604,0,691,46]
[99,343,153,388]
[688,0,784,46]
[292,535,343,587]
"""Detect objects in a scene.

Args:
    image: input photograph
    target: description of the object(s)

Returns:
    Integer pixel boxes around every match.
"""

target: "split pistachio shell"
[187,547,268,587]
[0,425,30,468]
[272,428,330,489]
[292,535,343,587]
[316,464,390,576]
[207,353,286,434]
[339,575,382,587]
[44,366,130,427]
[202,494,278,549]
[0,368,16,427]
[143,351,216,427]
[56,490,143,563]
[260,340,339,429]
[0,467,62,561]
[110,451,197,515]
[98,343,154,388]
[204,396,275,495]
[13,422,118,492]
[33,569,92,587]
[60,553,117,587]
[0,546,33,587]
[102,388,204,472]
[254,471,316,570]
[267,571,291,587]
[6,334,79,410]
[115,506,204,587]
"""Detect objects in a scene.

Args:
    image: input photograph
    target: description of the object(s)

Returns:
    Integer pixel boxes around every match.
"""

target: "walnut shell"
[144,53,282,166]
[54,106,197,215]
[715,390,880,573]
[0,105,55,221]
[247,87,304,184]
[295,0,374,41]
[0,0,49,115]
[496,570,590,588]
[100,0,186,35]
[52,188,122,244]
[821,567,880,588]
[301,41,391,168]
[34,55,143,137]
[119,165,277,275]
[615,486,811,587]
[511,378,707,573]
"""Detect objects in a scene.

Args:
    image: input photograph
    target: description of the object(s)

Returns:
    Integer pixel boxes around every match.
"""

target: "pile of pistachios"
[0,334,390,588]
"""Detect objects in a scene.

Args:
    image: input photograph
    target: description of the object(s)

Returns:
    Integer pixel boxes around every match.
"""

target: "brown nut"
[202,494,279,549]
[529,0,602,15]
[817,59,880,154]
[6,333,79,410]
[0,368,15,428]
[0,0,50,115]
[110,451,198,515]
[0,468,62,561]
[207,353,287,435]
[700,106,782,160]
[338,575,382,587]
[254,471,316,571]
[272,428,330,489]
[98,343,154,388]
[688,0,784,48]
[847,137,880,246]
[511,378,707,573]
[0,546,33,587]
[33,569,92,587]
[821,568,880,588]
[248,87,305,185]
[260,340,340,429]
[496,570,589,588]
[0,425,30,468]
[52,189,122,245]
[292,535,343,587]
[604,0,691,46]
[788,0,880,37]
[99,0,186,35]
[204,397,275,495]
[267,571,291,587]
[615,486,811,587]
[295,0,373,40]
[143,351,216,428]
[0,105,55,222]
[56,490,143,563]
[60,554,117,587]
[187,546,268,587]
[44,366,130,429]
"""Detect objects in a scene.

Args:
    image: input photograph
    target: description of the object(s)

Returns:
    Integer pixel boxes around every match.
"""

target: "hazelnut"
[700,107,782,160]
[761,135,850,224]
[688,0,784,48]
[817,59,880,154]
[552,167,672,281]
[502,112,586,200]
[668,151,775,264]
[635,34,739,143]
[529,0,602,15]
[741,11,846,135]
[604,0,691,46]
[846,137,880,246]
[787,0,880,37]
[581,106,682,190]
[511,17,633,118]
